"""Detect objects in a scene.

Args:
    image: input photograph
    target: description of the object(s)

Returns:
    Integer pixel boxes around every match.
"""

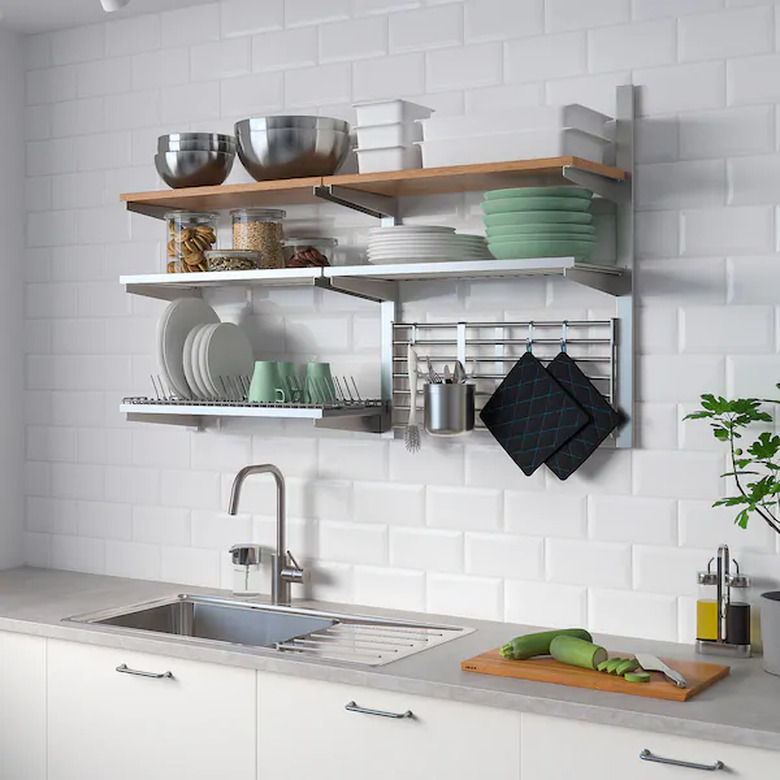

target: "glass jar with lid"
[283,237,337,268]
[231,208,285,269]
[165,211,218,273]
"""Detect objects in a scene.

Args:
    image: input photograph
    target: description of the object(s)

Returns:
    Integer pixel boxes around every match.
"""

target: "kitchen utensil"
[426,357,442,384]
[487,238,597,260]
[248,361,287,404]
[544,351,620,480]
[155,149,235,189]
[635,654,688,688]
[235,117,351,181]
[354,99,433,127]
[195,323,219,399]
[461,649,728,702]
[453,360,466,384]
[484,186,592,201]
[486,223,596,238]
[418,104,610,141]
[417,127,610,168]
[479,351,590,476]
[356,145,421,173]
[405,344,421,453]
[158,133,236,153]
[305,362,336,403]
[424,382,475,436]
[201,323,254,399]
[482,196,592,214]
[484,211,593,227]
[157,298,220,400]
[182,323,210,400]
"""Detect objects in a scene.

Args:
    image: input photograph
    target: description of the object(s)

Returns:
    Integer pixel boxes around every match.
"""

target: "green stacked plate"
[481,186,596,260]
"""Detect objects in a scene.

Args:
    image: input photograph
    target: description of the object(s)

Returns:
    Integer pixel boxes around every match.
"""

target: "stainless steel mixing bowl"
[235,116,351,181]
[158,133,236,154]
[155,149,235,189]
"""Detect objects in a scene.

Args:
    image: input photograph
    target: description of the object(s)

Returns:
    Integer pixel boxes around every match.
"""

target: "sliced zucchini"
[604,658,624,674]
[624,671,651,683]
[616,659,639,676]
[549,635,608,671]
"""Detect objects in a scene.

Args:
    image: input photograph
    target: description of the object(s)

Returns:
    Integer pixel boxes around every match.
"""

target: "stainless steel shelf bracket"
[562,165,629,203]
[564,266,631,296]
[313,184,398,220]
[315,275,398,303]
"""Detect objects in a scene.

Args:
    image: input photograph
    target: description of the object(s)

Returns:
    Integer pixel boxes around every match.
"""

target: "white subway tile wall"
[21,0,780,641]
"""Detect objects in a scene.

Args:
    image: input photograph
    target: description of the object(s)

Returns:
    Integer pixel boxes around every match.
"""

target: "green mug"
[305,362,336,404]
[249,361,287,404]
[277,361,303,403]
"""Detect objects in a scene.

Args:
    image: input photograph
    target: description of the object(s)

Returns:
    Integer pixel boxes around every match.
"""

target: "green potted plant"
[685,393,780,674]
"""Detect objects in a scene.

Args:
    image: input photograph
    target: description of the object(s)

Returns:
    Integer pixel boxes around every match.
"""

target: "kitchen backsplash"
[20,0,780,643]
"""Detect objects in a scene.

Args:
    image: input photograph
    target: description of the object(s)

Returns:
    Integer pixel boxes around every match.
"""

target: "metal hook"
[526,321,534,353]
[561,320,568,354]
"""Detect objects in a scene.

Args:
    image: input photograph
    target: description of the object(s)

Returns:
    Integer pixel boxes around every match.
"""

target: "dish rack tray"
[391,319,618,435]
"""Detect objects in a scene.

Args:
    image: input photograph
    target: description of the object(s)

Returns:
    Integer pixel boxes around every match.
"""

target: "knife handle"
[663,668,687,688]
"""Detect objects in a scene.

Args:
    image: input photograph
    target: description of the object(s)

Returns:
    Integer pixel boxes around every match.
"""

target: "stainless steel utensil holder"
[392,319,619,439]
[424,382,475,436]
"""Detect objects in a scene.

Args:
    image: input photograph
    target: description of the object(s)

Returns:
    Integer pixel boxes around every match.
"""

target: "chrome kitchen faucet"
[227,464,304,605]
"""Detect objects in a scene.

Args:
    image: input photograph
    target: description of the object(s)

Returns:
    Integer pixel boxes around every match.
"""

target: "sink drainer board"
[64,594,472,667]
[461,648,730,701]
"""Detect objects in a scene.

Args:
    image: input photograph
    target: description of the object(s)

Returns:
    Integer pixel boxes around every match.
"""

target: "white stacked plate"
[367,226,490,264]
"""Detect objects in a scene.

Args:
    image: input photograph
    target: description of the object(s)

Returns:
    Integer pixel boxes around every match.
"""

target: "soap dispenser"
[696,544,751,657]
[230,544,262,597]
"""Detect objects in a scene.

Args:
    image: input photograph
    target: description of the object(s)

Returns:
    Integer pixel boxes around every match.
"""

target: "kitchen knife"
[635,653,687,688]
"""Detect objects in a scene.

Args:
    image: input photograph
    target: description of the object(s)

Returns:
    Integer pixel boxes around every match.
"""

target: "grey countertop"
[2,566,779,751]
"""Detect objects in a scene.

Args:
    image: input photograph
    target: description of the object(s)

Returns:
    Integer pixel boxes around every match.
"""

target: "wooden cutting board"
[461,649,730,701]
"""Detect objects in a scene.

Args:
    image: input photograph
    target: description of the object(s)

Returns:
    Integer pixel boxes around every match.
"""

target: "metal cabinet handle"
[640,748,724,771]
[116,663,174,680]
[345,700,413,719]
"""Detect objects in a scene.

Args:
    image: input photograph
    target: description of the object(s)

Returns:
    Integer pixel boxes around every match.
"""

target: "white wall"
[0,28,25,569]
[20,0,780,643]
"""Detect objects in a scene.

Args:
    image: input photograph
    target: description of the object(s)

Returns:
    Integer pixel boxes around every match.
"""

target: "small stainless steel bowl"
[158,133,236,153]
[155,149,235,189]
[161,139,236,154]
[235,119,351,181]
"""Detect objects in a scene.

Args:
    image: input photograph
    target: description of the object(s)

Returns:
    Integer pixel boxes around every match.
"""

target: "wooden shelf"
[121,158,629,217]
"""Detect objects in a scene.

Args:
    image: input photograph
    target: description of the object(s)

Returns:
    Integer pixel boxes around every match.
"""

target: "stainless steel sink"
[65,595,472,667]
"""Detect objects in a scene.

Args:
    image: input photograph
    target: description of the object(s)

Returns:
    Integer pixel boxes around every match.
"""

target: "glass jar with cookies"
[165,211,218,273]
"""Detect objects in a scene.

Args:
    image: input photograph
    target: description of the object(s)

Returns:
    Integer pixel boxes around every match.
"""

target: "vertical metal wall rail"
[614,84,635,449]
[380,299,397,438]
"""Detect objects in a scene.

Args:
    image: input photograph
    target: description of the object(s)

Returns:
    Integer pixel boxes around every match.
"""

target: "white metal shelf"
[120,402,389,432]
[121,257,629,301]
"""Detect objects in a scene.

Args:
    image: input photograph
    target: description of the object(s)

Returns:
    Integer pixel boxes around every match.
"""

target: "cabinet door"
[256,671,521,779]
[522,713,776,779]
[0,632,47,780]
[48,639,256,780]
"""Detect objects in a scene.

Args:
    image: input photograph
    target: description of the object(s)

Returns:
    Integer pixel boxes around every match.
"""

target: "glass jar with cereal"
[231,208,285,269]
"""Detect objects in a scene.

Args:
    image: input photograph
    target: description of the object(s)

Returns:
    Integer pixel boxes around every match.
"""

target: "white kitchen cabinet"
[47,639,256,780]
[0,631,47,780]
[256,671,521,779]
[522,713,776,779]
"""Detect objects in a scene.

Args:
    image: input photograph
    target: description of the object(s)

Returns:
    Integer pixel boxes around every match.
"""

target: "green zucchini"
[499,628,593,660]
[624,671,651,683]
[616,659,639,676]
[596,659,611,672]
[604,658,623,674]
[549,635,608,671]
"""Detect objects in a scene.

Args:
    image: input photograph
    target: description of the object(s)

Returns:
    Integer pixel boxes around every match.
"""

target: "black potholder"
[544,351,620,480]
[479,352,590,476]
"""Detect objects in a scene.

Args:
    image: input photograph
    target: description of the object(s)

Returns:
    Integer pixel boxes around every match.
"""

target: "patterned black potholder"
[544,351,620,480]
[479,352,590,476]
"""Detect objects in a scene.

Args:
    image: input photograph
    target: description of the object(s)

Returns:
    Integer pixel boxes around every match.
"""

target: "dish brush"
[405,343,421,453]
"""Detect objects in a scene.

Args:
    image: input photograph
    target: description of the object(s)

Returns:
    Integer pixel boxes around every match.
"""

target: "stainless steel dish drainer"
[392,319,618,438]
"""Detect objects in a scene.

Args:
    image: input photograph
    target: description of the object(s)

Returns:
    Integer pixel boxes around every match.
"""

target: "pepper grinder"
[696,544,751,657]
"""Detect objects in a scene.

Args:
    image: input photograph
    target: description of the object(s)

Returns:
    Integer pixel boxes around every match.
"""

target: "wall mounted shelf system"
[119,84,635,444]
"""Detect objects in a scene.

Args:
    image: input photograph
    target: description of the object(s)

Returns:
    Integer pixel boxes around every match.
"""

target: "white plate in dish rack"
[200,323,254,399]
[193,323,219,400]
[157,298,219,399]
[182,324,206,400]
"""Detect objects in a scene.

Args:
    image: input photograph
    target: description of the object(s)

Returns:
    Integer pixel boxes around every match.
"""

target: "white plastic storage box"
[354,99,433,127]
[354,122,423,150]
[356,145,422,173]
[419,104,612,142]
[416,128,611,168]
